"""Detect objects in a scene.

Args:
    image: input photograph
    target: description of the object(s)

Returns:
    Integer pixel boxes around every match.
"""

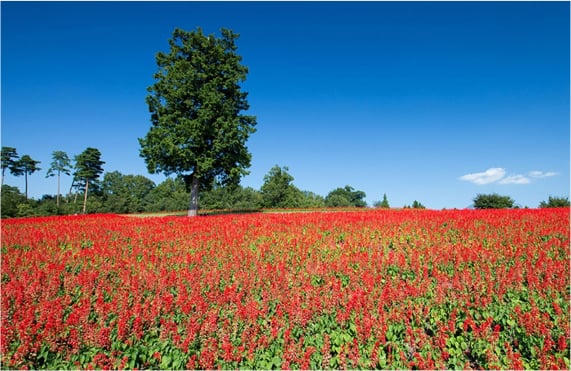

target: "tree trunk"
[188,175,199,217]
[24,172,28,200]
[82,180,89,214]
[69,178,77,204]
[56,172,61,208]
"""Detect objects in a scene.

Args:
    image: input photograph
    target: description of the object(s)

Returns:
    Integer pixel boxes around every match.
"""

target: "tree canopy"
[46,150,72,207]
[260,165,304,208]
[539,196,570,208]
[101,171,156,213]
[374,193,390,208]
[473,193,514,209]
[1,146,19,186]
[74,148,105,214]
[325,186,367,207]
[139,27,257,216]
[11,154,41,199]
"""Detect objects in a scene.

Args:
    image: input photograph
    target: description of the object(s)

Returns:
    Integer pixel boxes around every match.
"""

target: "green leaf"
[161,355,172,369]
[272,355,282,369]
[349,322,357,334]
[172,358,182,369]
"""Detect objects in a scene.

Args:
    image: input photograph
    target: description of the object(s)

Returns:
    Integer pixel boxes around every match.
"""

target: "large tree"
[46,150,72,207]
[1,146,19,186]
[11,155,41,200]
[139,27,257,217]
[74,148,105,214]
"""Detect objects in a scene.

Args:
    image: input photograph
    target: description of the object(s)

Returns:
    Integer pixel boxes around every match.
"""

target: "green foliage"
[139,27,256,216]
[74,148,105,183]
[325,194,352,207]
[11,154,41,199]
[539,196,570,208]
[13,155,41,176]
[46,150,72,207]
[46,151,72,178]
[407,200,426,209]
[101,171,156,213]
[144,177,190,213]
[260,165,305,208]
[1,146,19,183]
[473,193,514,209]
[325,186,367,207]
[16,202,36,217]
[74,148,105,214]
[200,184,263,210]
[374,193,390,208]
[1,185,26,218]
[299,191,326,208]
[34,195,62,216]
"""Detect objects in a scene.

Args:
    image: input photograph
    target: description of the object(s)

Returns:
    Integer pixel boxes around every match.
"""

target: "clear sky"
[2,1,569,209]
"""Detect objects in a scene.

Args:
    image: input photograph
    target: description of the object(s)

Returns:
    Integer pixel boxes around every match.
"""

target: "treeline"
[1,164,404,218]
[2,146,568,218]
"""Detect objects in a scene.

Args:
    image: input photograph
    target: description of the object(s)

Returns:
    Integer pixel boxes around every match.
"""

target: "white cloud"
[460,168,559,186]
[529,171,558,178]
[499,175,531,184]
[459,168,506,185]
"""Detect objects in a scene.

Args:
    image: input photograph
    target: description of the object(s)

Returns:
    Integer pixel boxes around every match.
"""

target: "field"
[1,208,569,369]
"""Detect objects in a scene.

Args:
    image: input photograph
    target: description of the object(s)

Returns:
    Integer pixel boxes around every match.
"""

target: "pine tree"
[11,155,41,200]
[46,150,72,207]
[74,148,105,214]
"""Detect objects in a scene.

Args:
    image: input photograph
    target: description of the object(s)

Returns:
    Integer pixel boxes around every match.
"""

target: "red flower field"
[1,208,569,369]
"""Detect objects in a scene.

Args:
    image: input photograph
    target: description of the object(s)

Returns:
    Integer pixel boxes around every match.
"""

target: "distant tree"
[299,191,326,208]
[325,186,367,207]
[200,184,263,210]
[32,195,58,216]
[1,146,19,186]
[46,150,72,207]
[412,200,426,209]
[374,193,390,208]
[199,185,234,210]
[325,193,352,207]
[1,185,26,218]
[74,148,105,214]
[101,171,156,213]
[473,193,514,209]
[260,165,304,208]
[233,186,264,210]
[145,177,189,212]
[11,155,41,200]
[539,196,570,208]
[139,27,257,217]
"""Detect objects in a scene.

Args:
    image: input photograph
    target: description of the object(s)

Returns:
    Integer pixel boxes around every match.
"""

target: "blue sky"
[2,1,569,208]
